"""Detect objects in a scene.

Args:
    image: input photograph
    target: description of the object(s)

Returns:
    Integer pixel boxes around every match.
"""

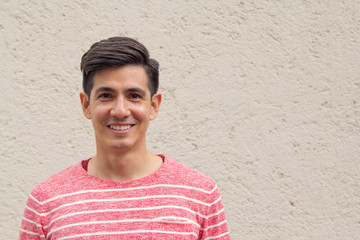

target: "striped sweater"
[20,154,230,239]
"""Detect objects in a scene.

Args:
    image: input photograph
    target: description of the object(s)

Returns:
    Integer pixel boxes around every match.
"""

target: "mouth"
[108,124,133,131]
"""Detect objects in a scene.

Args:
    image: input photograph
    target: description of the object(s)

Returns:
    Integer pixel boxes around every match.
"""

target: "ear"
[150,93,162,120]
[80,92,91,119]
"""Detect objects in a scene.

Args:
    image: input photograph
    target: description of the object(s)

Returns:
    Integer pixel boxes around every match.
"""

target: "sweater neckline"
[78,154,168,186]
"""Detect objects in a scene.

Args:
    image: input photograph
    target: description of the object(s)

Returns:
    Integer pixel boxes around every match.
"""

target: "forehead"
[92,65,149,90]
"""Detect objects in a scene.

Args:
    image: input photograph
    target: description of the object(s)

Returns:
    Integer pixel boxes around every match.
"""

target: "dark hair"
[80,37,159,98]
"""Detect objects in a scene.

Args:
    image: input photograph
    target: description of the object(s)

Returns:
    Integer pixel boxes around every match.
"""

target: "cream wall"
[1,1,359,239]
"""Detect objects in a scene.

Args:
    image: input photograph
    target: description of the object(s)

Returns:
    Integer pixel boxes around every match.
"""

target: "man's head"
[79,37,162,153]
[80,37,159,98]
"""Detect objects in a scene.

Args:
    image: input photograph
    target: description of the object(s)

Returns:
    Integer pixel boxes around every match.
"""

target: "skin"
[80,65,162,181]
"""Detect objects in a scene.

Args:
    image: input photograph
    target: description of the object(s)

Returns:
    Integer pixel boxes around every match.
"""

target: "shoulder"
[159,154,217,192]
[29,162,84,202]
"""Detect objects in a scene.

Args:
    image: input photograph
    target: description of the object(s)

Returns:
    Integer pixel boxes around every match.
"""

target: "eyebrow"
[126,88,147,96]
[94,87,115,96]
[94,87,147,97]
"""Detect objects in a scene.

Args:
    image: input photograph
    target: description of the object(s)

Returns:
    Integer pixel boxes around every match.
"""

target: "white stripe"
[20,228,45,237]
[44,205,210,229]
[152,216,200,227]
[58,229,198,240]
[25,205,41,216]
[205,231,230,240]
[22,217,42,228]
[210,185,218,194]
[39,194,215,216]
[210,195,222,206]
[35,184,217,205]
[207,208,225,218]
[202,220,227,231]
[20,229,39,235]
[29,194,42,205]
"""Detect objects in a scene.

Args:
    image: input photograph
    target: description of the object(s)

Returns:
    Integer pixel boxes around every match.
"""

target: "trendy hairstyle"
[80,37,159,98]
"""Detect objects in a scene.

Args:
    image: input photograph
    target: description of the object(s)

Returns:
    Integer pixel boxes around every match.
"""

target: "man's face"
[80,65,161,153]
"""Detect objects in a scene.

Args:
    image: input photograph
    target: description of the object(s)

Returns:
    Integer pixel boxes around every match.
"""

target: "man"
[20,37,230,239]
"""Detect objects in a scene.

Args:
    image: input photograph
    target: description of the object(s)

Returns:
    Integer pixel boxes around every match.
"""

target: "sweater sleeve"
[19,188,46,240]
[200,186,230,239]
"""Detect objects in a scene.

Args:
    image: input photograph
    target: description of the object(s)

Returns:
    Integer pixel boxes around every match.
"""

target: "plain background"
[1,1,359,239]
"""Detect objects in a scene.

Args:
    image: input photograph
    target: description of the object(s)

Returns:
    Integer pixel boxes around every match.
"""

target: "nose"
[110,96,130,118]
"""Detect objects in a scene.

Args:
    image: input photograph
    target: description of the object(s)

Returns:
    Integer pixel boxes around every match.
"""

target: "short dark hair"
[80,37,159,98]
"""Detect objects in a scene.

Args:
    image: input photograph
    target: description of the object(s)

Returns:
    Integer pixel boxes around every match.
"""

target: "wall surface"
[1,1,359,239]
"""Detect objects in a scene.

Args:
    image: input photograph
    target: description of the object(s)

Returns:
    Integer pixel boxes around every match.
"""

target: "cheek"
[91,105,109,121]
[131,104,151,119]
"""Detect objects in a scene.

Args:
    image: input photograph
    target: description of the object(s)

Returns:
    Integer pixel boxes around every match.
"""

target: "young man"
[20,37,230,239]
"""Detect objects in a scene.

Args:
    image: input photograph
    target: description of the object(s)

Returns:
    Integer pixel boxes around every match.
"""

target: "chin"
[110,143,132,151]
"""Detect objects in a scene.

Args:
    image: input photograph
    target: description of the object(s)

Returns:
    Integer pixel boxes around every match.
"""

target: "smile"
[108,125,133,130]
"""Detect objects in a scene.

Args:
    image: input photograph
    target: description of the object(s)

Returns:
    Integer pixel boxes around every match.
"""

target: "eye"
[129,93,142,100]
[98,93,112,100]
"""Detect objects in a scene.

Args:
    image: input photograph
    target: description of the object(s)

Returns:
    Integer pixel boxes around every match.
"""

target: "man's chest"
[43,192,206,239]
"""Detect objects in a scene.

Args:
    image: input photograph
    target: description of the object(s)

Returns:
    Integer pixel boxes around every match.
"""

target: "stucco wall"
[1,1,359,239]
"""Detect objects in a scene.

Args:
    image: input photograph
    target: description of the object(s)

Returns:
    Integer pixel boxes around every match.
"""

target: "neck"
[88,149,162,181]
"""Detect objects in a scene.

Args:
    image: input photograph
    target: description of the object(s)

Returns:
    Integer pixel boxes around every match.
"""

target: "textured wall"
[1,1,359,239]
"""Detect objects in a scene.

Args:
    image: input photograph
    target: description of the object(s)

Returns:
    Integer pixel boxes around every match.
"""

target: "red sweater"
[20,155,230,239]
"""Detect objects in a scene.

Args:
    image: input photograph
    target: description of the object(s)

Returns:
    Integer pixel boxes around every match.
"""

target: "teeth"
[109,125,132,130]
